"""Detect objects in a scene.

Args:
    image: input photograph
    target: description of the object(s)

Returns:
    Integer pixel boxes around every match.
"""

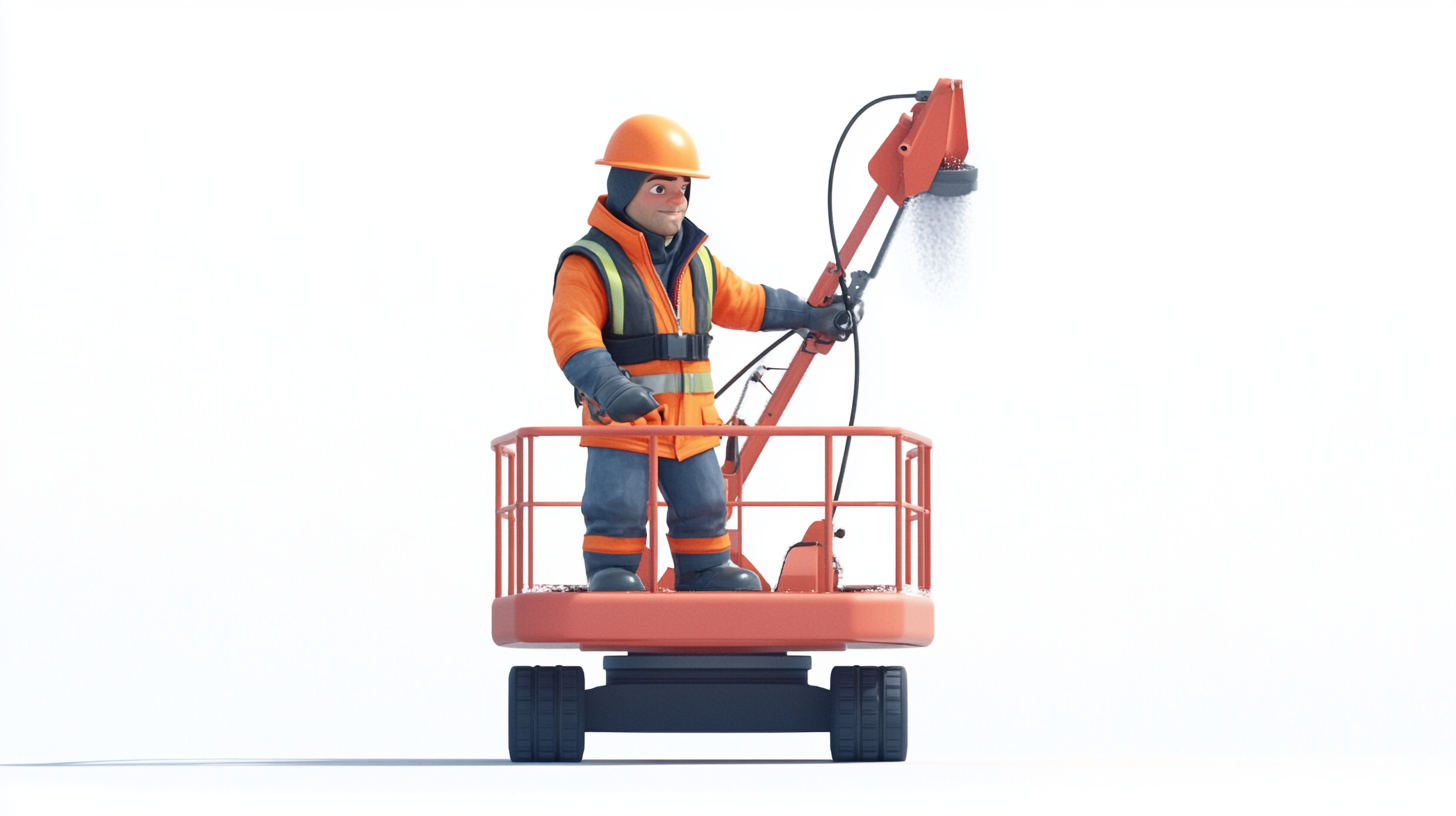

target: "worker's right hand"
[807,295,865,341]
[593,375,660,424]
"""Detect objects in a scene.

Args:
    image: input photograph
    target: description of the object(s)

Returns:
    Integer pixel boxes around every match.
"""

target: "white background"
[1,1,1452,813]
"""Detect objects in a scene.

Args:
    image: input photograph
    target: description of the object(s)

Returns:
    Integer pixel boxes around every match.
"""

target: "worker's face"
[625,175,690,238]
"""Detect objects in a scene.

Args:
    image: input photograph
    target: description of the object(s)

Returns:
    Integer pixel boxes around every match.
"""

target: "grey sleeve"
[562,347,625,401]
[759,284,810,331]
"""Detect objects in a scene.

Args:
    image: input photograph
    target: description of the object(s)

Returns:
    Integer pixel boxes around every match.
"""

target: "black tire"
[829,665,908,762]
[507,665,586,762]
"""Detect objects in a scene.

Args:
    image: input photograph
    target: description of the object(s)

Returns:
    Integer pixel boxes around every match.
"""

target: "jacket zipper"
[645,235,708,336]
[640,237,710,453]
[672,271,686,335]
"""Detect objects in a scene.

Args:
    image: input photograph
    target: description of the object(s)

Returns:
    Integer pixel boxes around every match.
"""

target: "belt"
[604,333,712,365]
[631,372,715,395]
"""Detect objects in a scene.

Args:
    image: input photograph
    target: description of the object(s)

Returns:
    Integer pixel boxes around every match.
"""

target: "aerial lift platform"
[493,79,974,762]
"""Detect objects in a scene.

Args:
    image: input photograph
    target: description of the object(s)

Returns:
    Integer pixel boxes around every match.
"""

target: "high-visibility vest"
[554,227,718,367]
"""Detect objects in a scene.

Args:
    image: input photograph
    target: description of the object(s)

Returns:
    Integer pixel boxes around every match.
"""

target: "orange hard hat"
[596,114,709,179]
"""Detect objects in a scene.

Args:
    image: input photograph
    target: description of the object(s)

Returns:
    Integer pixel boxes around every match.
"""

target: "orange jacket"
[548,197,767,460]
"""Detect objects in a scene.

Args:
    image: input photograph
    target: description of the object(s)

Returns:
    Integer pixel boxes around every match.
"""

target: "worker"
[548,114,860,592]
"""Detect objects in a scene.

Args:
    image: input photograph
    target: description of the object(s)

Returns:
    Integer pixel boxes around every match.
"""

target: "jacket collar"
[587,196,708,276]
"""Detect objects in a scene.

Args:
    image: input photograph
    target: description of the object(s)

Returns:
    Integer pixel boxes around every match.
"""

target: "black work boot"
[672,550,762,592]
[583,552,645,592]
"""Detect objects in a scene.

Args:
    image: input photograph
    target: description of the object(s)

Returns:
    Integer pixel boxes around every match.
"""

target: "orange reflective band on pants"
[583,535,646,555]
[667,535,731,554]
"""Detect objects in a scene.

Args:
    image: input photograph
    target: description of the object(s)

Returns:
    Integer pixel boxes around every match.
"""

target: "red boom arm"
[723,78,967,486]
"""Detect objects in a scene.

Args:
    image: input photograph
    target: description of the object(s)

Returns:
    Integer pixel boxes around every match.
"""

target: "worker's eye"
[681,185,690,194]
[649,184,666,195]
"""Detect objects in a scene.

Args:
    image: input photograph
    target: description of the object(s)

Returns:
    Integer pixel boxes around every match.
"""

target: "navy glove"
[761,285,866,338]
[807,295,865,340]
[563,347,660,424]
[591,375,659,424]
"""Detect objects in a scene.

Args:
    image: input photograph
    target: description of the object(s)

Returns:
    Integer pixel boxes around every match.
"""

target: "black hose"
[827,93,917,508]
[714,329,797,400]
[827,94,916,278]
[716,91,917,512]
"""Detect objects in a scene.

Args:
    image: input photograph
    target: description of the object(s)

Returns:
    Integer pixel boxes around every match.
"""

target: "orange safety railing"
[492,426,931,598]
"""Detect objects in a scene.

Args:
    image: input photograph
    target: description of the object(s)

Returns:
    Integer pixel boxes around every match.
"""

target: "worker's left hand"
[808,296,865,341]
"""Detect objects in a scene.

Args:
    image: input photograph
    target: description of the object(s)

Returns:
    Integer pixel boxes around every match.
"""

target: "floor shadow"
[3,758,834,767]
[3,759,512,767]
[580,759,834,766]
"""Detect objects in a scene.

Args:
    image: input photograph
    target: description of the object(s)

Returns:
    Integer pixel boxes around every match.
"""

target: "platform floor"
[492,591,934,652]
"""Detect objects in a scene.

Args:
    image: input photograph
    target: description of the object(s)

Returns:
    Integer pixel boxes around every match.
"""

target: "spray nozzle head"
[925,163,977,197]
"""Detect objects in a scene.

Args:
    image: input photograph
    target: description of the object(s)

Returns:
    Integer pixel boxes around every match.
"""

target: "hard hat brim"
[596,159,710,179]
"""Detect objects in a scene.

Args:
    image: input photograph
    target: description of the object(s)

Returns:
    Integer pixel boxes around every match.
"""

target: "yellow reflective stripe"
[631,372,715,394]
[696,245,715,311]
[573,239,625,335]
[686,372,713,393]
